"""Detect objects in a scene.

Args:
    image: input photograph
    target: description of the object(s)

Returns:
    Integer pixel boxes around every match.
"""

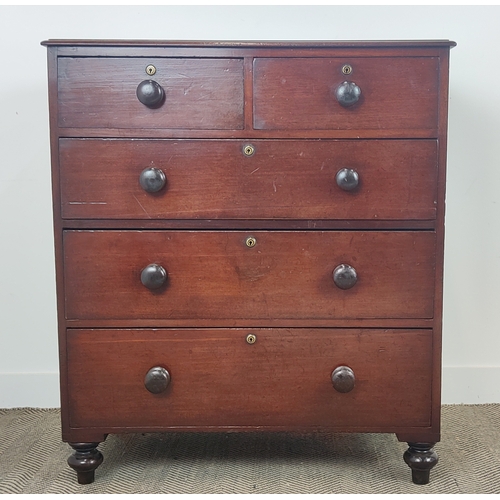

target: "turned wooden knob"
[139,167,166,193]
[336,168,359,191]
[140,264,168,290]
[335,81,361,107]
[144,366,171,394]
[331,366,356,393]
[333,264,358,289]
[136,80,165,108]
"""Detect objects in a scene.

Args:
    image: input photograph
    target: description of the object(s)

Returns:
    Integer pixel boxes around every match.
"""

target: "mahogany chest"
[42,39,455,485]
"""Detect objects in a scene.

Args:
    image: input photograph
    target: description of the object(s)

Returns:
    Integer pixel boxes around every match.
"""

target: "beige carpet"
[0,405,499,493]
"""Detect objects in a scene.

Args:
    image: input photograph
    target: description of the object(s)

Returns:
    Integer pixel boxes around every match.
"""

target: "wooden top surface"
[41,39,456,48]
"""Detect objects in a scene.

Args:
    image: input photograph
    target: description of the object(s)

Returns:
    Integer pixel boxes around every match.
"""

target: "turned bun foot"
[403,442,438,485]
[68,442,104,484]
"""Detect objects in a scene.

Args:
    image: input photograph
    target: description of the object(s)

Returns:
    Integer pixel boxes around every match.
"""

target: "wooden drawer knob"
[144,366,171,394]
[140,264,168,290]
[335,81,361,107]
[136,80,165,108]
[139,167,166,193]
[333,264,357,289]
[331,366,355,393]
[336,168,359,191]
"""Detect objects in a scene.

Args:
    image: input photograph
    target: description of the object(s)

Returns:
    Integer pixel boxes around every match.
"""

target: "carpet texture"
[0,405,499,494]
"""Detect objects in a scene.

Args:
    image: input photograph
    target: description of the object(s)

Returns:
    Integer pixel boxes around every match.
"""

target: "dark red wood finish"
[42,40,456,48]
[253,57,439,131]
[59,139,438,220]
[67,328,432,429]
[57,57,244,130]
[63,230,436,321]
[43,40,454,484]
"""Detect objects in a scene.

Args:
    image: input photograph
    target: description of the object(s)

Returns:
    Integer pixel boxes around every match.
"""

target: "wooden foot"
[403,442,438,484]
[68,442,103,484]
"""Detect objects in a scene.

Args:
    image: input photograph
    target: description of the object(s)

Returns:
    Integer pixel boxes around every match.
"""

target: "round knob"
[331,366,355,393]
[333,264,357,290]
[336,168,359,191]
[136,80,165,108]
[335,81,361,107]
[139,167,166,193]
[144,366,171,394]
[141,264,168,290]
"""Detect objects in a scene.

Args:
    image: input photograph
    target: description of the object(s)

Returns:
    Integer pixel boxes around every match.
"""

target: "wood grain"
[66,328,432,430]
[254,57,439,131]
[43,41,454,472]
[63,230,436,321]
[59,139,438,221]
[57,57,244,130]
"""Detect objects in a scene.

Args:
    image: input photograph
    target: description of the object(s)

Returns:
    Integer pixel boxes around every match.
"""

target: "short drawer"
[57,57,244,129]
[67,328,432,430]
[63,230,436,320]
[253,57,439,132]
[59,139,437,220]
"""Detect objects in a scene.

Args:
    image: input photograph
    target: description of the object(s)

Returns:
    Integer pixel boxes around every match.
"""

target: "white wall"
[1,5,499,407]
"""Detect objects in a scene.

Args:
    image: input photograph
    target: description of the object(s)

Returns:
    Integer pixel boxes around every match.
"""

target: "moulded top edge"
[40,39,457,48]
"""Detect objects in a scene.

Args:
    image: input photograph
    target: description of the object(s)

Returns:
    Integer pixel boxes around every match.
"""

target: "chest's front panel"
[44,39,453,485]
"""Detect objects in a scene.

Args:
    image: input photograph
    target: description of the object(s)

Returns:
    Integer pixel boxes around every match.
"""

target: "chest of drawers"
[42,39,455,486]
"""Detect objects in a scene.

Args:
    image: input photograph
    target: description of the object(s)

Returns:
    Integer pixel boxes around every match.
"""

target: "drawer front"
[60,139,437,220]
[67,328,432,429]
[63,230,436,320]
[253,57,439,131]
[57,57,244,129]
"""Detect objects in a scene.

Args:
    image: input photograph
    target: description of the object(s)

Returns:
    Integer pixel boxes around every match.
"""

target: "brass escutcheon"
[243,144,255,157]
[246,334,257,344]
[245,236,257,248]
[342,64,353,75]
[146,64,157,76]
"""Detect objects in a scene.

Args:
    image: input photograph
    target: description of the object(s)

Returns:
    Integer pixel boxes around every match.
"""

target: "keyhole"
[243,144,255,157]
[246,334,257,344]
[146,64,156,76]
[342,64,352,75]
[245,236,256,248]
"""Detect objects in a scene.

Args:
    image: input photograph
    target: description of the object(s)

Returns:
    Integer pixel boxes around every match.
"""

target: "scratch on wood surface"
[183,82,194,95]
[68,201,107,205]
[273,181,277,193]
[132,195,151,219]
[250,167,260,175]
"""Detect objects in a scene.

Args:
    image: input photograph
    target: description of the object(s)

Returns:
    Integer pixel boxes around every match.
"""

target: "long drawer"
[67,328,433,430]
[253,57,439,131]
[63,230,436,320]
[57,57,244,129]
[59,139,438,220]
